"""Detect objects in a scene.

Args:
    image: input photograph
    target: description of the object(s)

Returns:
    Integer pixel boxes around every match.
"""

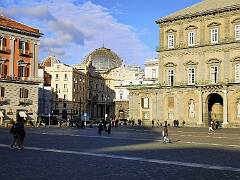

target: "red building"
[0,15,42,81]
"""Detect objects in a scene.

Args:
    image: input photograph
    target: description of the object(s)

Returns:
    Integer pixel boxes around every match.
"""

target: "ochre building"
[129,0,240,127]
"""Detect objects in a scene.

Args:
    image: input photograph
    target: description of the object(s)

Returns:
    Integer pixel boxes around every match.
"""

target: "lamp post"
[105,95,109,121]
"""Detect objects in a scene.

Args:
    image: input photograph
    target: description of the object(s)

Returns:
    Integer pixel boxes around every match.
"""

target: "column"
[223,90,228,125]
[197,90,203,126]
[9,36,15,77]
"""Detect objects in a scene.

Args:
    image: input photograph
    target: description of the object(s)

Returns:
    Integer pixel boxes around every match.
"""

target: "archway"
[206,93,223,125]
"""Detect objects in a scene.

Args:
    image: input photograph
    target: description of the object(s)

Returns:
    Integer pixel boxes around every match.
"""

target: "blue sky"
[0,0,201,66]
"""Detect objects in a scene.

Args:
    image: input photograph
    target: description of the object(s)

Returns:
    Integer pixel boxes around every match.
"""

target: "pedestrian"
[162,125,171,144]
[152,119,155,128]
[208,121,214,132]
[10,119,25,150]
[98,121,103,134]
[157,120,160,128]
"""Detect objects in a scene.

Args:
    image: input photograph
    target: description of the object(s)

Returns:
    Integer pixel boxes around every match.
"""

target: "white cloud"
[0,0,155,66]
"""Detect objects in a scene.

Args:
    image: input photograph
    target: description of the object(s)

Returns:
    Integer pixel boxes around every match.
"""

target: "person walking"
[162,125,171,143]
[208,120,214,132]
[152,120,155,128]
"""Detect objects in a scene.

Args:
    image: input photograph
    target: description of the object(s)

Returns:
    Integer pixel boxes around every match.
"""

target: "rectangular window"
[211,28,218,44]
[188,32,195,46]
[141,97,149,109]
[55,74,59,80]
[235,64,240,82]
[210,66,218,84]
[188,68,195,85]
[55,84,58,89]
[168,69,174,86]
[64,84,67,88]
[64,74,67,80]
[236,25,240,40]
[142,111,150,120]
[18,66,25,77]
[168,34,174,48]
[152,68,157,79]
[19,88,28,98]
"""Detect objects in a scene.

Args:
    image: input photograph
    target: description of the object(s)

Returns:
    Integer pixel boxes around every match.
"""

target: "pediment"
[230,56,240,63]
[164,62,177,67]
[231,18,240,24]
[206,58,222,64]
[183,60,198,66]
[185,25,198,30]
[207,22,221,27]
[166,29,177,33]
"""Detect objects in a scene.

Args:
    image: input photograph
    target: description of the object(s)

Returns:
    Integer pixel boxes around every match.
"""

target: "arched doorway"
[119,110,125,120]
[206,93,223,125]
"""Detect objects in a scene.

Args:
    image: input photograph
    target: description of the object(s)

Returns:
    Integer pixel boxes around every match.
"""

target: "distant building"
[41,56,87,121]
[0,16,42,126]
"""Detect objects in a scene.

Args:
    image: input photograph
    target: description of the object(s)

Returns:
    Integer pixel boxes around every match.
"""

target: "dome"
[41,55,61,67]
[83,47,122,72]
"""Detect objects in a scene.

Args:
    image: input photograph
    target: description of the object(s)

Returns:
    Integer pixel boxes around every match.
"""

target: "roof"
[157,0,240,24]
[0,15,42,36]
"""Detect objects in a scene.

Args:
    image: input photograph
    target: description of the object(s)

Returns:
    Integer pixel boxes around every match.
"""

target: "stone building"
[41,56,87,121]
[75,47,121,120]
[129,0,240,127]
[0,16,42,126]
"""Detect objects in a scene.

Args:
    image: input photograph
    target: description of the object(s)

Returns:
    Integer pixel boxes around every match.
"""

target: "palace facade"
[0,16,42,126]
[129,0,240,127]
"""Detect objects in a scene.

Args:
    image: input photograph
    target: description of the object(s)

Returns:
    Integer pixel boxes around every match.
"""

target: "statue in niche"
[189,100,195,118]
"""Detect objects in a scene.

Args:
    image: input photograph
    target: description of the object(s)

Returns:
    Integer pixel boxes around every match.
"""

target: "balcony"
[19,49,33,58]
[0,47,11,54]
[19,98,33,106]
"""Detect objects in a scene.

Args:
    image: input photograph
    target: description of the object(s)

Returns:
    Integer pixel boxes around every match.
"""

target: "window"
[20,88,28,98]
[19,41,29,54]
[0,37,6,50]
[235,64,240,82]
[211,28,218,44]
[64,94,66,99]
[210,66,218,83]
[18,61,29,78]
[141,97,149,109]
[64,74,67,80]
[0,87,4,97]
[188,68,195,85]
[64,84,67,88]
[152,68,157,79]
[168,69,174,86]
[0,60,7,76]
[119,91,123,100]
[168,34,174,48]
[63,103,67,108]
[236,25,240,40]
[188,32,195,46]
[142,111,150,120]
[55,84,58,89]
[55,74,59,80]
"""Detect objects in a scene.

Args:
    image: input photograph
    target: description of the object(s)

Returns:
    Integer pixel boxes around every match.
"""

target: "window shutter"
[25,89,28,98]
[3,38,6,47]
[0,87,4,97]
[20,88,22,98]
[141,98,144,108]
[4,64,7,75]
[25,67,29,77]
[25,42,29,50]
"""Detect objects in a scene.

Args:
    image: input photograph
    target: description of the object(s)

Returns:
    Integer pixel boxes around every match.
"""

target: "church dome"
[83,47,122,72]
[41,55,61,67]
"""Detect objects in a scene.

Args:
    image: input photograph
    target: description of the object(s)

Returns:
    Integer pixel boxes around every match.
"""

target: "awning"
[19,111,27,118]
[0,111,4,118]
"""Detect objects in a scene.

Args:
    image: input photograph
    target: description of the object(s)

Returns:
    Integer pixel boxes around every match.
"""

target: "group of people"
[208,120,220,131]
[98,120,111,134]
[9,119,26,150]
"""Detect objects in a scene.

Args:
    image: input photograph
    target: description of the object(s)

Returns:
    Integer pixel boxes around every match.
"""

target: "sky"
[0,0,202,67]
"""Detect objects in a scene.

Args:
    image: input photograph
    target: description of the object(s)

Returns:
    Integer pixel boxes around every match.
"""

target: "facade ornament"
[189,99,195,118]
